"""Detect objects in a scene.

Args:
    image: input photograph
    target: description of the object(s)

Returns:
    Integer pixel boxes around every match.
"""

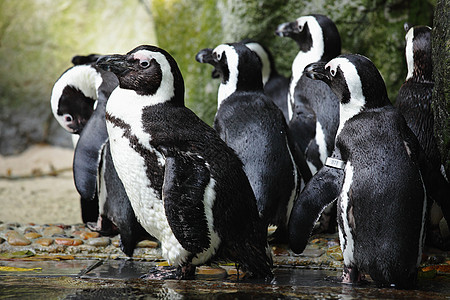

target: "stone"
[299,248,325,258]
[43,226,64,236]
[85,237,110,247]
[327,245,343,261]
[24,232,42,239]
[79,231,100,240]
[196,266,227,280]
[54,238,83,246]
[23,227,38,234]
[35,238,53,246]
[6,231,31,246]
[136,240,159,248]
[111,239,121,248]
[227,267,247,280]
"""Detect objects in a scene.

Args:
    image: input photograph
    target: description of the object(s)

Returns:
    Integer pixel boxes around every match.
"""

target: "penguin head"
[196,43,263,102]
[51,65,100,134]
[305,54,390,128]
[243,40,273,86]
[404,24,432,82]
[96,45,185,106]
[275,14,341,61]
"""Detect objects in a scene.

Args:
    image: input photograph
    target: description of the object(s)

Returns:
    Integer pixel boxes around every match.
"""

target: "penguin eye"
[298,23,304,32]
[63,114,73,123]
[139,59,150,69]
[330,68,336,77]
[214,52,222,61]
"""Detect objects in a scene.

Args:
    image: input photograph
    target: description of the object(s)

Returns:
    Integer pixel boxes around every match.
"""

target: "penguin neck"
[336,98,365,137]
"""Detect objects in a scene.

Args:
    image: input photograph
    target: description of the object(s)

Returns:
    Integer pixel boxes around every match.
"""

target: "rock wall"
[0,0,156,155]
[432,0,449,177]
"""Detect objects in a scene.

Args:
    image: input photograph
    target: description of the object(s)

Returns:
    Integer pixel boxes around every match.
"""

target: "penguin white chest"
[338,162,355,266]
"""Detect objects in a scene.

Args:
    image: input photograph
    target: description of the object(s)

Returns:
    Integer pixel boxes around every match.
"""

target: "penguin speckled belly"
[97,45,272,279]
[72,65,151,257]
[396,24,450,250]
[196,42,309,243]
[289,54,428,288]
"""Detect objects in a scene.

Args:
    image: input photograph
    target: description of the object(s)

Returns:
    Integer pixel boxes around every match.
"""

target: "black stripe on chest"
[106,112,164,197]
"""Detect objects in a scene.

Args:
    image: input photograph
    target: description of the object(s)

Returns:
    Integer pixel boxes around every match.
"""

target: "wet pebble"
[43,226,64,236]
[79,231,100,240]
[299,248,325,258]
[326,245,343,261]
[54,238,83,246]
[136,240,158,248]
[24,227,38,234]
[85,237,110,247]
[6,231,31,246]
[196,266,227,280]
[24,232,42,239]
[35,238,54,246]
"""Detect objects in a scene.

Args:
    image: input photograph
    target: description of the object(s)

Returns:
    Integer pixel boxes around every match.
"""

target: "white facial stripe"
[132,50,175,103]
[405,28,414,81]
[214,44,239,107]
[51,65,100,129]
[330,58,365,136]
[245,42,271,86]
[288,16,324,120]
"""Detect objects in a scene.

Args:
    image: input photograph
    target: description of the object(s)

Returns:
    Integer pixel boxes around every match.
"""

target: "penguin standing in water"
[276,14,341,174]
[196,42,309,242]
[96,45,272,279]
[396,24,450,250]
[72,61,151,256]
[289,54,429,288]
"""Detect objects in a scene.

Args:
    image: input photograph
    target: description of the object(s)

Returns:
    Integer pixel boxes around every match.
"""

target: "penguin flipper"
[163,155,211,254]
[288,150,345,254]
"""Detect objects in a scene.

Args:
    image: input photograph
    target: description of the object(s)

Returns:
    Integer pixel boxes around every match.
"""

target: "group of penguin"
[50,14,450,288]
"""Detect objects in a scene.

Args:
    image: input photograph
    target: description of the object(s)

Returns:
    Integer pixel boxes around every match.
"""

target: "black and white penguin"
[196,42,310,242]
[289,54,429,288]
[276,14,341,174]
[72,66,151,256]
[51,62,111,223]
[396,24,450,250]
[97,45,272,279]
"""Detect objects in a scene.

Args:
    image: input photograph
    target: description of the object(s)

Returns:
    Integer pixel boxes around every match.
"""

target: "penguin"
[51,61,109,223]
[196,42,310,243]
[276,14,341,235]
[275,14,341,174]
[289,54,429,288]
[396,24,450,250]
[72,65,151,256]
[96,45,273,279]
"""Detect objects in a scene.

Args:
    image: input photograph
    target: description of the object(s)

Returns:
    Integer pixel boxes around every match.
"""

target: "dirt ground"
[0,144,82,224]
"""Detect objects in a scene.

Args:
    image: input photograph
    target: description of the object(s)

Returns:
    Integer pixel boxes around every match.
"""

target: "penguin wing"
[288,148,345,254]
[163,154,211,254]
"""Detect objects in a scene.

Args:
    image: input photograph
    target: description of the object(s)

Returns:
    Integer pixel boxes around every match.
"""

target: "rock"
[54,238,83,246]
[79,231,100,240]
[111,239,121,248]
[6,231,31,246]
[23,227,38,234]
[299,248,325,258]
[136,240,159,248]
[85,237,110,247]
[43,226,64,236]
[196,266,228,280]
[227,267,247,280]
[326,245,343,261]
[24,232,42,239]
[35,238,54,246]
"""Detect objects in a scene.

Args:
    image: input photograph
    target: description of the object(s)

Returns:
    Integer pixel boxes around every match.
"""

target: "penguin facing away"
[72,64,152,257]
[289,54,428,288]
[196,42,309,242]
[276,14,341,175]
[396,24,450,250]
[97,45,272,279]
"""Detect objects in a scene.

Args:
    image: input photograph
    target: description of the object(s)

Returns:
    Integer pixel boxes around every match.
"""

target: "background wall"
[1,0,444,175]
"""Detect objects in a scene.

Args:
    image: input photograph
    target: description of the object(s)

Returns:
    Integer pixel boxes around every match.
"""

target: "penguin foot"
[141,266,178,280]
[86,215,119,236]
[341,266,365,284]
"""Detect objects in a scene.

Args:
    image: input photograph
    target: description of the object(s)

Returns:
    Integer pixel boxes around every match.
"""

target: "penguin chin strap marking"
[325,157,346,170]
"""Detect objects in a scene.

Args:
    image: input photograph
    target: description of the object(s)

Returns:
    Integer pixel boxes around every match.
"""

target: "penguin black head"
[305,54,391,129]
[196,42,263,101]
[275,14,341,61]
[96,45,185,106]
[51,65,100,134]
[71,54,102,66]
[404,24,432,82]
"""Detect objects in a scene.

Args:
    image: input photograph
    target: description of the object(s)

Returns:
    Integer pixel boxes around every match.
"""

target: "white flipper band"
[325,157,346,170]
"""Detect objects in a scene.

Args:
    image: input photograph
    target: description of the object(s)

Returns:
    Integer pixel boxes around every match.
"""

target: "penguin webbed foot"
[341,266,366,285]
[86,215,119,236]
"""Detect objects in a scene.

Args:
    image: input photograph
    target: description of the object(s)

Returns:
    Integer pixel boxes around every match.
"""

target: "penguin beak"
[304,62,331,83]
[195,48,214,64]
[275,21,297,37]
[96,54,130,76]
[196,48,220,78]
